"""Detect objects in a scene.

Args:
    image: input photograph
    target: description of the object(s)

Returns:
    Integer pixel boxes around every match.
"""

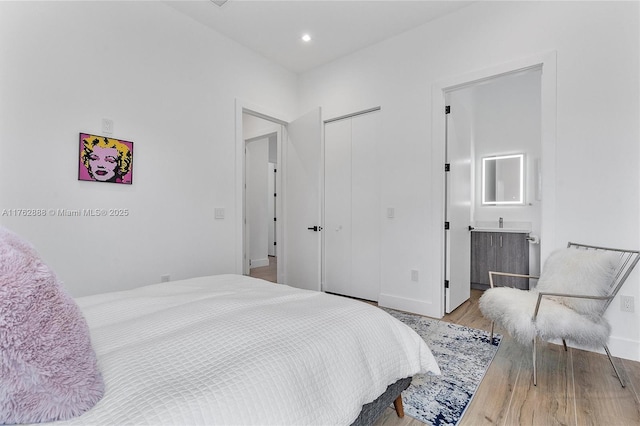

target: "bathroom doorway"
[433,52,557,316]
[445,68,542,312]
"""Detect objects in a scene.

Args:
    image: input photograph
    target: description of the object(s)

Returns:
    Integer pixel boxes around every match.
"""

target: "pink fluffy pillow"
[0,227,104,423]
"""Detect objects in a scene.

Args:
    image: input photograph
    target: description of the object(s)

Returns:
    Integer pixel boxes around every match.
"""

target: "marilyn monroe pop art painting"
[78,133,133,184]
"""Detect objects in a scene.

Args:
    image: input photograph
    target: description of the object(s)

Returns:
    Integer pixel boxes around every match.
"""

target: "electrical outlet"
[620,295,634,313]
[161,274,170,283]
[411,269,419,282]
[102,118,114,134]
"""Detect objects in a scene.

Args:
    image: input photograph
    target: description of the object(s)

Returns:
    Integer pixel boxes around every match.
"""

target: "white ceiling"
[165,0,475,74]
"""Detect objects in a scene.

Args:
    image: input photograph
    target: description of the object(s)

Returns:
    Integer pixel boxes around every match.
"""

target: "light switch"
[215,208,225,219]
[387,207,395,218]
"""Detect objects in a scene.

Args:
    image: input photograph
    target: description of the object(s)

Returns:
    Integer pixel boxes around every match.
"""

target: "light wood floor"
[250,264,640,425]
[249,256,277,282]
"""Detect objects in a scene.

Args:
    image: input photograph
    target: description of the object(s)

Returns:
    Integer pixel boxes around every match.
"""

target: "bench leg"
[393,395,405,418]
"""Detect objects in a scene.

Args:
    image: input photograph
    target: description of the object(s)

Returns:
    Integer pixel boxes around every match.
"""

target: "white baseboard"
[538,335,639,363]
[250,258,269,269]
[607,336,640,362]
[558,335,639,362]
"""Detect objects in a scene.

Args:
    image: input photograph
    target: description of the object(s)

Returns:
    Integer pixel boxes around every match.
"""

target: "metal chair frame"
[487,242,640,387]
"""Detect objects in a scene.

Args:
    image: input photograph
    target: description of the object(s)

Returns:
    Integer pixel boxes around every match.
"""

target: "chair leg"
[562,339,568,351]
[603,345,625,388]
[490,321,495,345]
[532,337,537,386]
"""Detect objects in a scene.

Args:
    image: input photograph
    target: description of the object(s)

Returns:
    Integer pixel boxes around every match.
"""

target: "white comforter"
[52,275,440,425]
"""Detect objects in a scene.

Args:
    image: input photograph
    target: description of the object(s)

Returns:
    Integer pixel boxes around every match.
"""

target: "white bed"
[46,274,440,425]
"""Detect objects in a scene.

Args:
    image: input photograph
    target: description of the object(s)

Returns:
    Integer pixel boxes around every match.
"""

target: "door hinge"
[444,222,450,230]
[445,105,451,114]
[444,280,449,289]
[274,217,277,222]
[274,241,277,246]
[445,163,450,172]
[274,193,277,197]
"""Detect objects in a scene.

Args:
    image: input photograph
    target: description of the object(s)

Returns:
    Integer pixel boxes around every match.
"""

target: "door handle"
[307,226,323,232]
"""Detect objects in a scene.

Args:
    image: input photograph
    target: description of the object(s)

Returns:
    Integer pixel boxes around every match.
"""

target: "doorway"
[431,52,558,318]
[244,126,279,283]
[235,100,323,290]
[445,68,543,312]
[238,106,286,284]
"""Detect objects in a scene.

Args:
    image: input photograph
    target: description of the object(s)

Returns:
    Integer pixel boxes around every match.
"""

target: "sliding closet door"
[350,112,380,300]
[324,110,380,301]
[324,119,352,294]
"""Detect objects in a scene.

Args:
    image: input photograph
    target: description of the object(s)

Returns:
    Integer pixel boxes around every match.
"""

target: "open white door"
[283,108,322,291]
[445,102,471,313]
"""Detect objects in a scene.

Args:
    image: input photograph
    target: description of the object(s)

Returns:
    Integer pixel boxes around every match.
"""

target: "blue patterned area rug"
[384,309,502,426]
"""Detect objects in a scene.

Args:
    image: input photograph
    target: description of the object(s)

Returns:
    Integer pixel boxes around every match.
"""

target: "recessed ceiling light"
[301,34,312,42]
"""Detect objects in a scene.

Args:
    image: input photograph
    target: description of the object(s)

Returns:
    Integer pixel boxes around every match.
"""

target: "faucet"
[499,217,504,228]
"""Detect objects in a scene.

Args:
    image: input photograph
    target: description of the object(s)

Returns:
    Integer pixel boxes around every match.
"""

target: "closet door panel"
[323,119,352,294]
[351,112,381,301]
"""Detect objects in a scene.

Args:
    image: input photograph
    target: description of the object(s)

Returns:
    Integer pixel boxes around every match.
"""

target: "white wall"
[0,1,297,296]
[298,1,640,360]
[243,114,281,141]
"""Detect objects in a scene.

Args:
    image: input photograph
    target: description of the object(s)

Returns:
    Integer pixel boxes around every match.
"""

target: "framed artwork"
[78,133,133,184]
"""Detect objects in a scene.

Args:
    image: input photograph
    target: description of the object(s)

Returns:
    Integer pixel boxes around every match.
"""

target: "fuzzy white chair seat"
[478,242,639,387]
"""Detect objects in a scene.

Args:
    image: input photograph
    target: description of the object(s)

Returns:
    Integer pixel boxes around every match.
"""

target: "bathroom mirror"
[482,154,524,205]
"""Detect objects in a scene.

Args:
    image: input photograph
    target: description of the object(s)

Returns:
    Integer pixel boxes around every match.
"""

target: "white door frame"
[235,99,288,283]
[430,51,557,318]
